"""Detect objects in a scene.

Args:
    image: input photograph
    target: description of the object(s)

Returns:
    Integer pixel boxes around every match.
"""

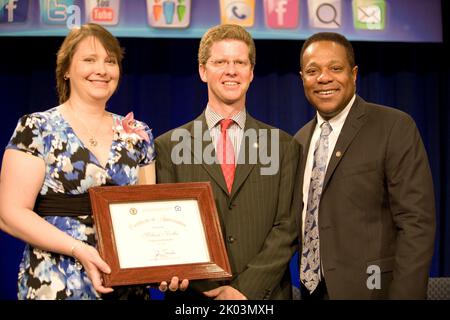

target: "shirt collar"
[316,94,356,130]
[205,104,246,130]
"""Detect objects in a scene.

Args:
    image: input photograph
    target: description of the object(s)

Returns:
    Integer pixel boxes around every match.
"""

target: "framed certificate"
[88,182,232,287]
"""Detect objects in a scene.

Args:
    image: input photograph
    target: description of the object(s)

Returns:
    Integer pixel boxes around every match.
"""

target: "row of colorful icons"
[0,0,386,31]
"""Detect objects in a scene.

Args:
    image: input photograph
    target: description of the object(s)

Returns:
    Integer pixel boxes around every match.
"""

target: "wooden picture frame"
[88,182,232,287]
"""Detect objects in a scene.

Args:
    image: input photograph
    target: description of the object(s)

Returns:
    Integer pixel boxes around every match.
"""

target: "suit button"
[227,236,236,243]
[229,203,236,210]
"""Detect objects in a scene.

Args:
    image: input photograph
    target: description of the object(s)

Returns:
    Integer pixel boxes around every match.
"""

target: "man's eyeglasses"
[208,58,250,69]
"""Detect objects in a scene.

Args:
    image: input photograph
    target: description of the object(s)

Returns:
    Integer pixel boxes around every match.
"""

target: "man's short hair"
[198,24,256,68]
[300,32,355,69]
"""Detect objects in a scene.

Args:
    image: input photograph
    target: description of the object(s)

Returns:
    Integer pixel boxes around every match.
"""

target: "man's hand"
[158,276,189,292]
[203,285,247,300]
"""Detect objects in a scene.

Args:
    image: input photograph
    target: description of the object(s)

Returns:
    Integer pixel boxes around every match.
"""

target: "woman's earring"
[64,74,69,80]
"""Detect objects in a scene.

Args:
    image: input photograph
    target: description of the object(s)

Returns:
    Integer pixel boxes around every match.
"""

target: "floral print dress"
[6,107,155,300]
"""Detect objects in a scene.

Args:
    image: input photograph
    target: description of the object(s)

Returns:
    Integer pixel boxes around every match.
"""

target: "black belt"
[34,193,92,217]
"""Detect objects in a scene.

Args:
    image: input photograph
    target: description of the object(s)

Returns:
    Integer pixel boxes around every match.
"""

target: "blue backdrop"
[0,12,449,301]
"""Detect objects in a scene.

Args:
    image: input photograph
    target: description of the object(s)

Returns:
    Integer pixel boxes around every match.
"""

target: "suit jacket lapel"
[189,113,229,195]
[298,119,317,188]
[295,119,316,232]
[322,95,367,190]
[230,113,259,200]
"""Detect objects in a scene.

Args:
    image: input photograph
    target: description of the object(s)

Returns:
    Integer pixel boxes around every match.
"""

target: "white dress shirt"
[301,94,356,233]
[205,105,246,162]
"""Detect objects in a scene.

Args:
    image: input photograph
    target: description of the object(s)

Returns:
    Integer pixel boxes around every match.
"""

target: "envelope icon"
[352,0,385,30]
[357,5,380,24]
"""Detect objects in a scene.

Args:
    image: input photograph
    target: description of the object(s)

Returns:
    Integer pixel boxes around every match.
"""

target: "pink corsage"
[114,112,150,144]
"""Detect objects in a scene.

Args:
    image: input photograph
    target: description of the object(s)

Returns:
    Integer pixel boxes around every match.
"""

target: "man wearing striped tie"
[155,24,300,300]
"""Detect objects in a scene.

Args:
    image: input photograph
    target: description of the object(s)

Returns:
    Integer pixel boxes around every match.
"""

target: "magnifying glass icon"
[316,3,340,27]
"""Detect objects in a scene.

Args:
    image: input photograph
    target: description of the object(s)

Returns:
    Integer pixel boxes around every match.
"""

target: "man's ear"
[199,64,207,83]
[352,65,358,84]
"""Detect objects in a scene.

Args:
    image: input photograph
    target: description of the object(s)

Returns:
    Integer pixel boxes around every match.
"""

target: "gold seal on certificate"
[88,182,232,287]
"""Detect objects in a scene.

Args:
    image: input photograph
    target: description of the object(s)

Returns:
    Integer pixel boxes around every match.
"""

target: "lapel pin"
[336,151,342,158]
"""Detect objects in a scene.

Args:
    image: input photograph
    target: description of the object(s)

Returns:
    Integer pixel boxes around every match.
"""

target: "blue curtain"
[1,32,449,299]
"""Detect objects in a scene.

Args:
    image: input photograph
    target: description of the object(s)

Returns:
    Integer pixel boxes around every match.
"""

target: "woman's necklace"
[68,103,106,148]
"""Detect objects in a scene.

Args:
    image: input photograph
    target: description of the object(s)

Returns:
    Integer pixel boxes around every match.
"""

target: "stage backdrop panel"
[0,0,443,42]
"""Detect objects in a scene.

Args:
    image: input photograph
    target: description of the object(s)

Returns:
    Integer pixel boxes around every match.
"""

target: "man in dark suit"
[294,32,435,299]
[155,24,300,299]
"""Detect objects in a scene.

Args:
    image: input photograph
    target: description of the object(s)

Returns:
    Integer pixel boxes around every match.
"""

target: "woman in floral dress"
[0,24,187,299]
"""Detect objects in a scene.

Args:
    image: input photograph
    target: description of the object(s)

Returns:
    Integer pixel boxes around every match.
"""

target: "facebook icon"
[0,0,29,23]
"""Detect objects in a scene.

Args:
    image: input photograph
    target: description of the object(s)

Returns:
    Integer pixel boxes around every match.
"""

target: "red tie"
[218,119,235,193]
